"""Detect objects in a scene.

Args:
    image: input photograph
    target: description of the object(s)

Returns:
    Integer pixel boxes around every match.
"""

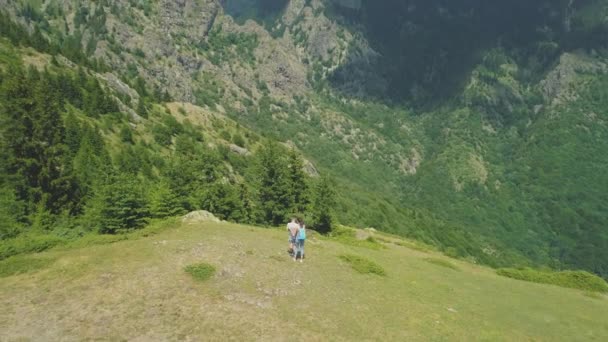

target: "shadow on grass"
[423,257,460,271]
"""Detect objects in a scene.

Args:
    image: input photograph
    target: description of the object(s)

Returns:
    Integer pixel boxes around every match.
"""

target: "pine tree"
[286,149,309,215]
[199,182,242,221]
[149,181,185,219]
[0,186,25,239]
[237,183,254,223]
[311,176,336,234]
[255,142,292,226]
[73,125,112,200]
[0,67,77,213]
[95,175,150,234]
[32,71,77,211]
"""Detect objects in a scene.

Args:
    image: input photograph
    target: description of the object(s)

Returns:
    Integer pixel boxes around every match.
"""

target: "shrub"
[497,268,608,293]
[0,234,66,260]
[184,263,216,282]
[339,254,386,276]
[0,255,55,278]
[424,257,459,271]
[232,133,246,147]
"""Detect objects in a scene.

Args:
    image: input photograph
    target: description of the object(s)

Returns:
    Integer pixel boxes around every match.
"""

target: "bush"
[497,267,608,293]
[184,262,216,282]
[0,234,66,260]
[424,257,459,271]
[339,254,386,276]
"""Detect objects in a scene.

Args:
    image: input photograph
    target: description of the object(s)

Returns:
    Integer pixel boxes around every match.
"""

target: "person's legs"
[299,240,305,262]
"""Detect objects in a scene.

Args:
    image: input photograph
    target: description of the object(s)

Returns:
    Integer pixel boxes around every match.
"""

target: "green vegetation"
[200,25,258,66]
[328,226,385,250]
[0,234,65,260]
[0,255,55,278]
[424,258,459,271]
[1,0,608,288]
[497,268,608,293]
[184,262,216,282]
[1,220,608,340]
[339,254,386,276]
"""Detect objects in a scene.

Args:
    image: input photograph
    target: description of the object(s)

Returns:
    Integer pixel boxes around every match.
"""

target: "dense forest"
[0,14,335,258]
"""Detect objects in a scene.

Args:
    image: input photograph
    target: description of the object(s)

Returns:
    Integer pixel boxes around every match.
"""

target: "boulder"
[182,210,221,224]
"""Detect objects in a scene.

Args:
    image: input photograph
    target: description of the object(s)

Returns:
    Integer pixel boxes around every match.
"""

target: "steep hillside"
[1,220,607,341]
[1,0,608,278]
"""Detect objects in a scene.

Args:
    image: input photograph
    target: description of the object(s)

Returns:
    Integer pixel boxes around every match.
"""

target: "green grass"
[184,262,216,282]
[328,226,386,250]
[497,268,608,293]
[339,254,386,276]
[0,218,178,261]
[1,221,608,340]
[0,255,55,277]
[424,257,460,271]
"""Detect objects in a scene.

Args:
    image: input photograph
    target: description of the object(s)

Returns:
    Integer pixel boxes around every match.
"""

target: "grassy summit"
[1,221,607,341]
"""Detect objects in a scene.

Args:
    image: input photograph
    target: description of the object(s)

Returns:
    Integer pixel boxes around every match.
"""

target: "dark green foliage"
[184,262,216,282]
[232,133,246,147]
[286,149,309,215]
[311,176,335,234]
[497,268,608,293]
[198,182,244,221]
[0,187,25,240]
[339,254,386,276]
[120,126,134,144]
[72,125,112,200]
[93,176,150,234]
[0,67,79,214]
[149,181,186,219]
[254,143,293,225]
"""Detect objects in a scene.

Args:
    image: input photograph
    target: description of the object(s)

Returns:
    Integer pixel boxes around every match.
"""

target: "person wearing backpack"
[294,219,307,262]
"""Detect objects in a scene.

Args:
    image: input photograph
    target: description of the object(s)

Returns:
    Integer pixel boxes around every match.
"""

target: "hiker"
[294,219,306,262]
[287,217,299,256]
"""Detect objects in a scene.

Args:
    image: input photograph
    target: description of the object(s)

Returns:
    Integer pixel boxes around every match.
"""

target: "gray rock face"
[540,52,607,105]
[229,144,251,156]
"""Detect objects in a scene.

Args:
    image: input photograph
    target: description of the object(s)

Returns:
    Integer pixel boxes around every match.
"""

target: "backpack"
[298,227,306,240]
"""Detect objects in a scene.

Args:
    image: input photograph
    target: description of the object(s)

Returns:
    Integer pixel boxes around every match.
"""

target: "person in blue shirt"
[294,218,307,262]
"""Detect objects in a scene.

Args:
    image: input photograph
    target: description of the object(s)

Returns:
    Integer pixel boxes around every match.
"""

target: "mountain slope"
[2,0,608,278]
[1,220,607,341]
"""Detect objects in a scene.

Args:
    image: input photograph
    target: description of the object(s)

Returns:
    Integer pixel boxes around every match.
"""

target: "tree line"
[0,62,335,241]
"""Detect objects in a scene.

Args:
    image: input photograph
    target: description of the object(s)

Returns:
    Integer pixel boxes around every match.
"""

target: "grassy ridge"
[497,268,608,293]
[1,221,607,340]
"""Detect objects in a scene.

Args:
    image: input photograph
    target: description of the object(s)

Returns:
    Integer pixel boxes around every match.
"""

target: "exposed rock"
[229,144,251,156]
[540,52,607,105]
[303,159,320,177]
[400,148,422,175]
[98,72,140,105]
[182,210,221,224]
